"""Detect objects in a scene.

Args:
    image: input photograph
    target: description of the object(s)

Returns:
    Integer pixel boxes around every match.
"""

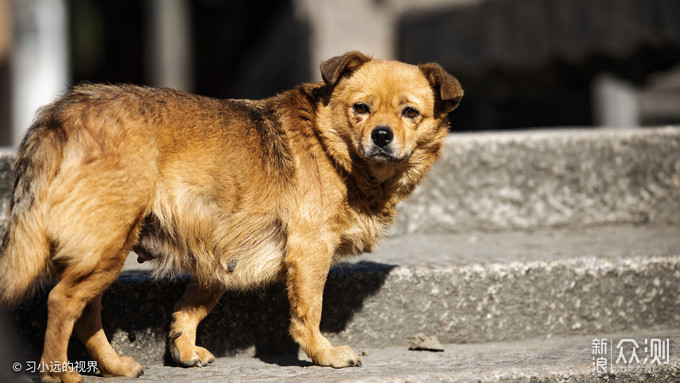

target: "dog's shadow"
[6,261,395,370]
[196,260,395,367]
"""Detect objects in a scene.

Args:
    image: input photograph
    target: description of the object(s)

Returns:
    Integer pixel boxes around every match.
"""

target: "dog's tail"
[0,110,65,308]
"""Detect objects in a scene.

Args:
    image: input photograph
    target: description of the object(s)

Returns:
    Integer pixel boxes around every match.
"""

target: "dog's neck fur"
[270,82,446,251]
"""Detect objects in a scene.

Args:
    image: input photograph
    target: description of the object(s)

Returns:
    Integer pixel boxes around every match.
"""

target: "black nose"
[371,126,393,148]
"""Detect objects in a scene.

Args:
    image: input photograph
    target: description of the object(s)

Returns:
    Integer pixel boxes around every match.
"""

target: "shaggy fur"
[0,52,462,382]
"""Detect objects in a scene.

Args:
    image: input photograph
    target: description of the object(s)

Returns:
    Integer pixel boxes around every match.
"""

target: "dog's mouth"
[363,146,410,164]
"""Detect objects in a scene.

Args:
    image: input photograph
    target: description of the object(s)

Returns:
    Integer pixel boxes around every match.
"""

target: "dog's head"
[320,51,463,171]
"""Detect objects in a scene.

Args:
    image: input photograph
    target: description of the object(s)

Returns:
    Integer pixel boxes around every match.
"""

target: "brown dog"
[0,51,462,382]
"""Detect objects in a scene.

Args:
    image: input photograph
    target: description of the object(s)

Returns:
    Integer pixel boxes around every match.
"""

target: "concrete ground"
[12,331,680,382]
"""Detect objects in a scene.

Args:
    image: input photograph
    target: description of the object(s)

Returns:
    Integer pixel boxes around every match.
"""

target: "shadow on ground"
[6,261,396,368]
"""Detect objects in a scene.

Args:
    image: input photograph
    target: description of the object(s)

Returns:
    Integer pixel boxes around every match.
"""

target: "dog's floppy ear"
[320,51,371,86]
[419,63,464,113]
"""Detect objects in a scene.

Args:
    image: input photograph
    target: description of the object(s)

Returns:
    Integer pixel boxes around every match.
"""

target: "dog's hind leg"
[41,179,149,382]
[41,242,142,383]
[74,294,144,377]
[169,280,225,367]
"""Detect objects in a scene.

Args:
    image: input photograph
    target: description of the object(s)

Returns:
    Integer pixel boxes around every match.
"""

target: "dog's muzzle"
[365,126,408,163]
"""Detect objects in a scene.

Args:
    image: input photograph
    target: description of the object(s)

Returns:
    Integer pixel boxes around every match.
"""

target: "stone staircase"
[2,127,679,382]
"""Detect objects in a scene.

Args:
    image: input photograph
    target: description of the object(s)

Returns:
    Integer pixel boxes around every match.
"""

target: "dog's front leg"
[285,234,362,368]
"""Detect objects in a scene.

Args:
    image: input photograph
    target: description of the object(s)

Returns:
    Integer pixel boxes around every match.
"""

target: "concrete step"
[392,127,680,235]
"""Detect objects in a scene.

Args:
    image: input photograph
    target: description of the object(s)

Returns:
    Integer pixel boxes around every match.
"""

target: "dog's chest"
[335,208,391,258]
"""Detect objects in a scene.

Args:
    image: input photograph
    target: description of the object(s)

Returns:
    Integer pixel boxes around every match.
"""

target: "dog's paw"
[170,342,216,367]
[41,370,83,383]
[99,355,144,378]
[313,345,362,368]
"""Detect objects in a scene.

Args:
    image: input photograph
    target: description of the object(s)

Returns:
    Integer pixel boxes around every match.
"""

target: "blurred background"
[0,0,679,147]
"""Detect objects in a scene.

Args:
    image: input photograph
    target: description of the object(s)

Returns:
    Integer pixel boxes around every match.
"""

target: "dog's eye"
[353,103,370,114]
[402,107,419,118]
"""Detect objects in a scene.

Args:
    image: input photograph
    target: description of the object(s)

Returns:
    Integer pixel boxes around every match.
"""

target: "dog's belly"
[134,210,287,290]
[212,236,287,289]
[137,231,286,290]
